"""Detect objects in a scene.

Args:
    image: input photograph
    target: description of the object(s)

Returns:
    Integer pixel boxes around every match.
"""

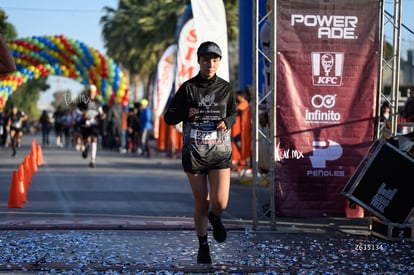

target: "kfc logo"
[311,52,344,86]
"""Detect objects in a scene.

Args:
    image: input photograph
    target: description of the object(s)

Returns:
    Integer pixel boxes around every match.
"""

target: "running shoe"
[82,144,89,159]
[89,161,96,168]
[208,211,227,243]
[197,244,212,264]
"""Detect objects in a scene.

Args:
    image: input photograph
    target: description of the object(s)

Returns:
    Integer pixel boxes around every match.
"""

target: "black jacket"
[164,73,237,129]
[164,73,238,173]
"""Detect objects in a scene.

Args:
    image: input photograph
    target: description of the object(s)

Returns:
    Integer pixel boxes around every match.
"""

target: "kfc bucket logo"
[311,52,344,86]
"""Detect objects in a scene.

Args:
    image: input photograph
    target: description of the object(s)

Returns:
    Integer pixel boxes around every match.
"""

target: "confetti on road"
[0,229,413,274]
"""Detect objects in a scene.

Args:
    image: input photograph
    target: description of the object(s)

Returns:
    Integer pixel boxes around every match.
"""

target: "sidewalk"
[0,216,413,274]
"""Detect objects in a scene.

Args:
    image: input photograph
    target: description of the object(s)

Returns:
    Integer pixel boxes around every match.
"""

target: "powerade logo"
[291,14,358,40]
[311,52,344,86]
[305,94,341,124]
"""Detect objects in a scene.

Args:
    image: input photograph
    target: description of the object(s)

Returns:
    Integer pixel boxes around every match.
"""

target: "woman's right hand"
[188,107,199,118]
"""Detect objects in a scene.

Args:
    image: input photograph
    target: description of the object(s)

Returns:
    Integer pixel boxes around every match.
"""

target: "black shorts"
[10,127,22,133]
[182,149,232,174]
[81,126,99,139]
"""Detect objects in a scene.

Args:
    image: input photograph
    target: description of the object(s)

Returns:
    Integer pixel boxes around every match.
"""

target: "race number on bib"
[190,129,219,145]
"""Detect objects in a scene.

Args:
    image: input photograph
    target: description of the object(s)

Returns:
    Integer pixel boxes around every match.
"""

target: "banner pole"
[252,0,259,230]
[269,0,277,230]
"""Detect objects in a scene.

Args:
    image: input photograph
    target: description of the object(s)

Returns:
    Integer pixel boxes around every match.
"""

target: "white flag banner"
[174,18,198,93]
[191,0,229,81]
[153,44,177,117]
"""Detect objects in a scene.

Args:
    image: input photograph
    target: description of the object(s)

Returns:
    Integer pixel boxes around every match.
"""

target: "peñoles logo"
[307,139,345,177]
[291,14,358,39]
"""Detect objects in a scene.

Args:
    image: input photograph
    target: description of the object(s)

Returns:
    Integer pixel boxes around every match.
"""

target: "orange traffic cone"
[31,139,37,151]
[29,151,38,173]
[31,139,38,164]
[23,156,33,186]
[17,165,27,203]
[36,144,44,166]
[7,170,24,208]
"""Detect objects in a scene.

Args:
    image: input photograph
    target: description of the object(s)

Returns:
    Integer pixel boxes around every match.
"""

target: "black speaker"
[342,139,414,224]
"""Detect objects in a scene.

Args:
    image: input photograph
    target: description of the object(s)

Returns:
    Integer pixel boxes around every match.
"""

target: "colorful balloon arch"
[0,34,129,108]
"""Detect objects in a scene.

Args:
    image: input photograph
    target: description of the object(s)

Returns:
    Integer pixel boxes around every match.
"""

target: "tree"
[101,0,187,100]
[6,78,50,120]
[0,8,17,40]
[100,0,239,100]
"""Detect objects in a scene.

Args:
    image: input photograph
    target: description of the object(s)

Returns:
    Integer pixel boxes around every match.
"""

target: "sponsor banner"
[175,17,198,93]
[191,0,229,81]
[153,44,177,118]
[276,0,379,217]
[153,44,177,139]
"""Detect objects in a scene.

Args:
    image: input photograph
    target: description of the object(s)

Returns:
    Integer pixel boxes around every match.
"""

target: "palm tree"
[100,0,187,100]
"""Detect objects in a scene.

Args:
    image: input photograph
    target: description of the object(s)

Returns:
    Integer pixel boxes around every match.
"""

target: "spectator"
[403,89,414,122]
[127,106,140,154]
[139,98,153,157]
[39,110,52,146]
[231,90,252,168]
[53,106,65,148]
[62,109,74,148]
[380,102,392,139]
[107,102,123,150]
[120,105,129,153]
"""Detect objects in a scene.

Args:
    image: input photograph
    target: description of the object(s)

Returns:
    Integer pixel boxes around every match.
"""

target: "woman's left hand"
[216,120,227,131]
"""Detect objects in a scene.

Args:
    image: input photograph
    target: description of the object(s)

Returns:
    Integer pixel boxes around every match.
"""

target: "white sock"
[91,142,97,162]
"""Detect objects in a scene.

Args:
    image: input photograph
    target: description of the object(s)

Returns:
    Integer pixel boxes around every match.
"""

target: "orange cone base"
[7,171,24,208]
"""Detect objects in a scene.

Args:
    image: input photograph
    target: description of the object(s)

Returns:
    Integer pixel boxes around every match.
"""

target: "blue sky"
[1,0,414,107]
[1,0,118,107]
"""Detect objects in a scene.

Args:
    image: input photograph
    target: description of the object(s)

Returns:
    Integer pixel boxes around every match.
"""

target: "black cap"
[197,41,222,59]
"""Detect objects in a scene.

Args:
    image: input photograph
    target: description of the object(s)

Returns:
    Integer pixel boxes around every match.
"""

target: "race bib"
[12,121,22,129]
[190,129,220,145]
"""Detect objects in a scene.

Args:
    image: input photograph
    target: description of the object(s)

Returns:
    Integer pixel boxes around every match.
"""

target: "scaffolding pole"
[376,0,402,138]
[390,0,402,136]
[252,0,276,230]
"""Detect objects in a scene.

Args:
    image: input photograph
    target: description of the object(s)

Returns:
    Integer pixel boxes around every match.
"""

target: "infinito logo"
[291,14,358,39]
[311,94,336,108]
[311,52,344,86]
[305,94,341,124]
[307,139,345,177]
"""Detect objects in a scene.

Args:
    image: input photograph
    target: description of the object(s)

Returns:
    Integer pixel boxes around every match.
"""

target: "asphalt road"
[1,134,414,274]
[0,133,267,223]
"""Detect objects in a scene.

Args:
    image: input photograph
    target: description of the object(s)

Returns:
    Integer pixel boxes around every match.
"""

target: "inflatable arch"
[0,34,129,108]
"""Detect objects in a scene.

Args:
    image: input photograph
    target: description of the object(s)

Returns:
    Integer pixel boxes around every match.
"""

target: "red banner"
[276,0,379,217]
